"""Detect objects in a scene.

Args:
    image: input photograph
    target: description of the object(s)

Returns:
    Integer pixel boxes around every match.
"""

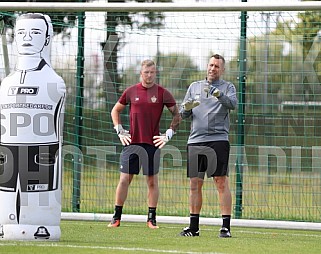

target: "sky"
[0,0,303,80]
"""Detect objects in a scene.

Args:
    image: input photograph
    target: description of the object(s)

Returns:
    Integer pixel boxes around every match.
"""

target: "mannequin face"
[15,18,49,56]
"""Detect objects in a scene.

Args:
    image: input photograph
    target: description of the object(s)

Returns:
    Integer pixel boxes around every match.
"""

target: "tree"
[102,0,172,106]
[294,4,321,101]
[231,4,321,111]
[122,52,199,100]
[0,0,78,81]
[0,0,78,36]
[158,52,199,98]
[275,0,321,101]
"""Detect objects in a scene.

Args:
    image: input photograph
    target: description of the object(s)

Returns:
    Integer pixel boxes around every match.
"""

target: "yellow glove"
[209,86,222,98]
[182,98,200,111]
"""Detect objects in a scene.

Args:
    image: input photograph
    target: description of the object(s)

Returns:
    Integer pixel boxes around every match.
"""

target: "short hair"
[211,54,225,65]
[141,59,156,68]
[16,13,50,37]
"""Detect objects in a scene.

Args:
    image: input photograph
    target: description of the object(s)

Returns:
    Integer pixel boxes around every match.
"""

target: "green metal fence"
[1,1,321,222]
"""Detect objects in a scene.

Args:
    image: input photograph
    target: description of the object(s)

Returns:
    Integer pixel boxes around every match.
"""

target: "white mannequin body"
[0,13,65,241]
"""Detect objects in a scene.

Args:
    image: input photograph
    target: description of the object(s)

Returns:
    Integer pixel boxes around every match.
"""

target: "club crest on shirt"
[151,96,157,103]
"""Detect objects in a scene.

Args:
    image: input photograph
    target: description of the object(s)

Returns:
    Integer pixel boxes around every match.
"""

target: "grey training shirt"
[180,79,237,144]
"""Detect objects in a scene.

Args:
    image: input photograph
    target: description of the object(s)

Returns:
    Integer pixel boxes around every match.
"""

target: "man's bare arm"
[168,105,181,132]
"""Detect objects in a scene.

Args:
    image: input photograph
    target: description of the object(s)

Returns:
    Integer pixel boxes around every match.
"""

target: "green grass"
[1,220,321,254]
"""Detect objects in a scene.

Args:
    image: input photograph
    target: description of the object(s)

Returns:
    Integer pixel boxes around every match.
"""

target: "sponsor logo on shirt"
[8,86,39,96]
[27,184,49,191]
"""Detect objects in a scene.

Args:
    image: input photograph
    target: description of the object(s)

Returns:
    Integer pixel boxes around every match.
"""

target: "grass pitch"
[1,220,321,254]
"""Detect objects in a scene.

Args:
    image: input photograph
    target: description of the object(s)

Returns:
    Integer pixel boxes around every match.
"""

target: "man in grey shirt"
[179,54,237,237]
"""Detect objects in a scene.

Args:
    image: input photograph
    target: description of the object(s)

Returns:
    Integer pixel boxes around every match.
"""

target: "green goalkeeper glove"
[182,98,200,111]
[209,86,223,98]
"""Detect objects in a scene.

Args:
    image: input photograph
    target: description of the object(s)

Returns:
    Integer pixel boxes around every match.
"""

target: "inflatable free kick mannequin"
[0,13,66,240]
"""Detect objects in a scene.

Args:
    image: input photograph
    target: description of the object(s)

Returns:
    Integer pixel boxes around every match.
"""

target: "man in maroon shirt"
[108,59,180,229]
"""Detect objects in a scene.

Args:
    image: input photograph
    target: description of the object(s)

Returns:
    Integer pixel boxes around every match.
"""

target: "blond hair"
[141,59,156,68]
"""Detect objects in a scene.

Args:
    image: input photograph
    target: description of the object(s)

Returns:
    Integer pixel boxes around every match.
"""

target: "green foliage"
[121,52,199,100]
[0,0,77,35]
[296,10,321,55]
[104,0,172,29]
[102,0,173,95]
[231,8,321,110]
[158,52,199,98]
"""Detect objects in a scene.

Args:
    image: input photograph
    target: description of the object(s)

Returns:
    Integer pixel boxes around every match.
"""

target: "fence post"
[72,5,85,213]
[234,0,247,219]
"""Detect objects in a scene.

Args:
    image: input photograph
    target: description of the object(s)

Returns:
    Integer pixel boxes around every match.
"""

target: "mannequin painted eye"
[31,30,42,35]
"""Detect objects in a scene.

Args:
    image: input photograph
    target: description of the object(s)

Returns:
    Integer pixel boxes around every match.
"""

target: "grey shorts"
[119,144,160,176]
[187,141,230,179]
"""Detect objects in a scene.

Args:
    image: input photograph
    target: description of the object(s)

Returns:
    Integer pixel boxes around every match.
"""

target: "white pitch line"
[235,230,321,238]
[0,242,226,254]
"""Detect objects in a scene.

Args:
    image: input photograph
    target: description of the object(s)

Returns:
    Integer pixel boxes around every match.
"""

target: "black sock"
[222,215,231,231]
[190,214,199,231]
[113,205,123,220]
[148,207,157,221]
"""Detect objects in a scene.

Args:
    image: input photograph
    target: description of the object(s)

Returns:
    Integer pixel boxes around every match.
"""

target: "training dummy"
[0,13,66,240]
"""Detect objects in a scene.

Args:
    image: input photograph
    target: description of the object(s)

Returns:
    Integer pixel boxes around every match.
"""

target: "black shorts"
[187,141,230,179]
[120,144,160,176]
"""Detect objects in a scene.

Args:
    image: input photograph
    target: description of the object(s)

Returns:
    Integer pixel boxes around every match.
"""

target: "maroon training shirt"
[118,83,176,145]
